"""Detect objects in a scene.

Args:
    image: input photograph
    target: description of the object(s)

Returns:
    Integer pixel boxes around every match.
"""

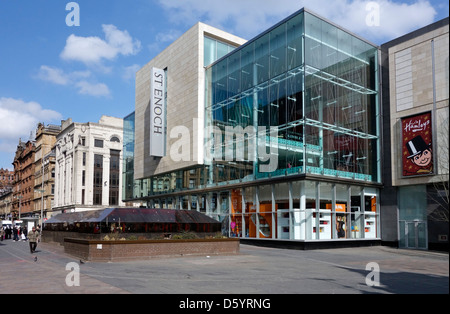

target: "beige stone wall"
[388,23,449,186]
[134,23,246,180]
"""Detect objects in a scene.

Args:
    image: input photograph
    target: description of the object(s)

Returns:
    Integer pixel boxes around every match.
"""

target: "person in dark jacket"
[13,226,18,241]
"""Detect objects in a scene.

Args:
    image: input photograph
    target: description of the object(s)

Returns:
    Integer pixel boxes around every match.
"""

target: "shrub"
[171,231,199,240]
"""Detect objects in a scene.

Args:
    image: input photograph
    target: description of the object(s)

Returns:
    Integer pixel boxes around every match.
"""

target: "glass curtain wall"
[304,12,380,182]
[205,10,380,185]
[122,112,150,201]
[205,13,304,183]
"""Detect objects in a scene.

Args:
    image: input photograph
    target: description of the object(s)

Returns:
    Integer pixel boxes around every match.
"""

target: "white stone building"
[53,115,124,214]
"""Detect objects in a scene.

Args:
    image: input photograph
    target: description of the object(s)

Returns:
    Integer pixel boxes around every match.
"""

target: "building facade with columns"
[53,115,124,215]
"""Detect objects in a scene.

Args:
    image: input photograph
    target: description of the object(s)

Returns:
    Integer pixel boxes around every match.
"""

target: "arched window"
[110,136,120,143]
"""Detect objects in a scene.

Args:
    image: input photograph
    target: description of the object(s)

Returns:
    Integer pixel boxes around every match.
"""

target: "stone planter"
[63,237,240,262]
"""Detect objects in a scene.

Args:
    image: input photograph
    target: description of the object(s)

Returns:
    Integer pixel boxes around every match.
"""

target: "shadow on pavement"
[337,266,449,294]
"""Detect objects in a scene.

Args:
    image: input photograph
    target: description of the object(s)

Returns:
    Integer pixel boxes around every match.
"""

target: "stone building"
[33,123,61,223]
[12,139,36,219]
[0,168,14,194]
[380,17,449,250]
[53,116,124,215]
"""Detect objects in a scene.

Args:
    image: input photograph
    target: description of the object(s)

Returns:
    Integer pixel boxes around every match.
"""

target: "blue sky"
[0,0,448,170]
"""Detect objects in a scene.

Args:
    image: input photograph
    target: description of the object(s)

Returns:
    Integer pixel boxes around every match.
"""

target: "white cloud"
[60,24,141,65]
[0,97,62,153]
[76,81,111,97]
[122,64,141,81]
[37,65,91,86]
[157,0,437,43]
[36,65,111,97]
[306,0,437,42]
[37,65,70,85]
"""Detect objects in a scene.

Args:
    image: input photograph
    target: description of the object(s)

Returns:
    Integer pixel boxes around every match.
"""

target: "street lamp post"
[34,188,44,232]
[15,195,22,220]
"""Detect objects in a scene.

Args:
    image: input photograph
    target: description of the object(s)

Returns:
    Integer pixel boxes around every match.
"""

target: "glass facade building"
[127,9,382,244]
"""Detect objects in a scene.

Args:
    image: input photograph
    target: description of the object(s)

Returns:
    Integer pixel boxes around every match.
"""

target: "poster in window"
[401,112,433,176]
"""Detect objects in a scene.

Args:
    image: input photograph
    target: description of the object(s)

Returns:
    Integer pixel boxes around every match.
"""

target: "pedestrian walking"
[13,226,18,241]
[23,226,28,241]
[28,226,40,253]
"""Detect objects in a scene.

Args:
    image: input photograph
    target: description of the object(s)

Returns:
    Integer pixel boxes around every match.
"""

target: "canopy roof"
[44,208,221,225]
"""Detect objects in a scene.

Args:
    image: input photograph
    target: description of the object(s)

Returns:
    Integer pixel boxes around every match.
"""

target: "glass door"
[401,220,428,250]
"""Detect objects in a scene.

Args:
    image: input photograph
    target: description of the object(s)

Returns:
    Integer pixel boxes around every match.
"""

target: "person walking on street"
[28,226,40,253]
[23,226,28,241]
[13,226,18,241]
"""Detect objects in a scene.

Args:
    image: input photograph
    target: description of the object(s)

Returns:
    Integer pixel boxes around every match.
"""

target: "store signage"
[150,67,166,157]
[401,111,433,176]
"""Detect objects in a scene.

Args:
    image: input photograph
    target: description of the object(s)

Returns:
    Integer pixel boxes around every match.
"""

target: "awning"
[44,208,220,225]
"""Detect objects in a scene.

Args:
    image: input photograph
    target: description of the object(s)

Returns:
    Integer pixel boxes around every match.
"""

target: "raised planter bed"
[63,237,240,262]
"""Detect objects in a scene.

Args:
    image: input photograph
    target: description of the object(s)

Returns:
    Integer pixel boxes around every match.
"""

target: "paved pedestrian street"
[0,239,448,295]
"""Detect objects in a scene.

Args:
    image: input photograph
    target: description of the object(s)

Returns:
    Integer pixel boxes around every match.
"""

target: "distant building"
[0,167,14,194]
[53,115,124,214]
[33,123,61,223]
[12,139,36,219]
[0,190,13,219]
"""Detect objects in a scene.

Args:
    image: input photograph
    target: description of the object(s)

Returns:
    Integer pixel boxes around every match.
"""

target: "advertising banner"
[150,67,166,157]
[401,112,433,176]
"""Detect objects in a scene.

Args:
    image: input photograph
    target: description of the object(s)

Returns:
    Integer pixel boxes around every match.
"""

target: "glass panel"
[220,191,229,214]
[257,185,272,238]
[270,23,287,78]
[350,186,362,238]
[243,186,256,238]
[230,189,242,238]
[211,192,218,213]
[305,181,316,239]
[335,184,349,239]
[258,185,272,212]
[240,42,254,92]
[254,34,270,84]
[122,112,136,200]
[407,222,416,248]
[274,182,289,239]
[204,36,216,66]
[417,222,427,249]
[269,74,286,126]
[217,41,229,59]
[398,186,427,221]
[399,221,406,247]
[227,52,241,98]
[257,83,270,126]
[291,181,305,240]
[286,13,303,70]
[318,182,332,239]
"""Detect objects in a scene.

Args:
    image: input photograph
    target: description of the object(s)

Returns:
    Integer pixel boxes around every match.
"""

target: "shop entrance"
[399,220,427,250]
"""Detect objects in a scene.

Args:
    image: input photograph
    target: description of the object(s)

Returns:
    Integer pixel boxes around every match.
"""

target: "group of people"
[1,225,28,241]
[1,224,41,253]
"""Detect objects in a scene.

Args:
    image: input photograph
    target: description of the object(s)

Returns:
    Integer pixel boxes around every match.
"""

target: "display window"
[147,181,379,241]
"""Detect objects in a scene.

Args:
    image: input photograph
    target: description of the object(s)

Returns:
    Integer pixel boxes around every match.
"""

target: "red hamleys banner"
[401,112,433,176]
